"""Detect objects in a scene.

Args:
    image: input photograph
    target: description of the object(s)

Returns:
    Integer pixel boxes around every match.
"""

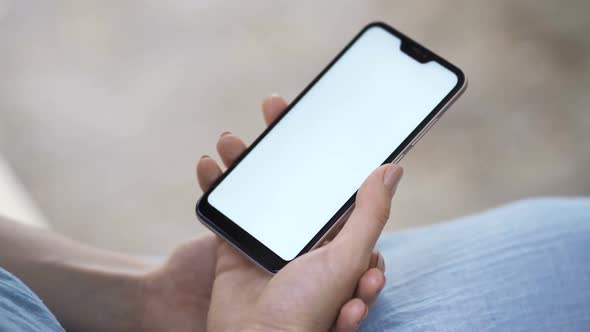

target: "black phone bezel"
[196,21,466,273]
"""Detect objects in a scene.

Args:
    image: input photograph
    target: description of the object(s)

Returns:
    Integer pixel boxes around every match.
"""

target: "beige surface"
[1,1,589,255]
[0,157,47,227]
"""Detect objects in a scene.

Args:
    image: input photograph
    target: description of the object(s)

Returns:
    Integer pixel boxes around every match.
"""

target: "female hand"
[197,95,403,331]
[136,95,391,332]
[0,94,394,332]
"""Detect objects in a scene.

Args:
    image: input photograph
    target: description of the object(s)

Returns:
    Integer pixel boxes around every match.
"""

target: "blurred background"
[0,0,589,255]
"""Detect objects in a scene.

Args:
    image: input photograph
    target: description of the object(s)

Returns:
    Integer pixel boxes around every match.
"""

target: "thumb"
[332,164,403,264]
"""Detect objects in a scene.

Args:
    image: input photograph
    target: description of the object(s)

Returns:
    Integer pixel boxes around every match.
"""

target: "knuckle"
[361,203,390,229]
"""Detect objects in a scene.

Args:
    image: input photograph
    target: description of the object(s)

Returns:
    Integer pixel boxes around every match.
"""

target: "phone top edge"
[365,21,466,86]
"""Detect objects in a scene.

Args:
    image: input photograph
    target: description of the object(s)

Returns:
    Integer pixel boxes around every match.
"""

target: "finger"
[371,252,385,272]
[262,94,288,125]
[332,164,403,264]
[216,132,247,168]
[369,252,379,270]
[354,268,385,307]
[333,298,368,332]
[196,155,223,192]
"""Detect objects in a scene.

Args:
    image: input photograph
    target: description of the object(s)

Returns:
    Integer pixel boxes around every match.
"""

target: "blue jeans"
[361,197,590,331]
[1,198,589,331]
[0,269,64,331]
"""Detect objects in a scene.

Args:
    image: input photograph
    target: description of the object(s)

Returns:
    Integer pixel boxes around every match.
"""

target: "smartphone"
[196,22,466,273]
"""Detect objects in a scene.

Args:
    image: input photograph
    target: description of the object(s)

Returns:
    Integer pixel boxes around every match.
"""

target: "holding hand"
[0,95,400,332]
[196,95,403,331]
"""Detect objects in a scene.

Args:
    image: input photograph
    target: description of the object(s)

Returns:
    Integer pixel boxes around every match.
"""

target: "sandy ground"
[1,0,589,255]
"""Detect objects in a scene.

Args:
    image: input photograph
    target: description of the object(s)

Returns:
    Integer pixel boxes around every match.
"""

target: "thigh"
[0,267,64,331]
[361,197,590,332]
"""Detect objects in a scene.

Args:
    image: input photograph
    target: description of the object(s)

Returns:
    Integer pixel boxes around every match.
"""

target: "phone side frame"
[309,78,468,251]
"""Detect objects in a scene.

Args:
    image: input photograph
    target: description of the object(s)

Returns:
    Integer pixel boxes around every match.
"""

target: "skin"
[199,161,401,331]
[194,95,404,331]
[142,95,394,331]
[0,95,393,332]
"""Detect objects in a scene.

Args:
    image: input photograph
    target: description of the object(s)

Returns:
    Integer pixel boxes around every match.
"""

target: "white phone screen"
[208,26,458,260]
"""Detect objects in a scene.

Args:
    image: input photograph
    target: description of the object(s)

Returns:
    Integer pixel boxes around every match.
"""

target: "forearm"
[0,217,151,331]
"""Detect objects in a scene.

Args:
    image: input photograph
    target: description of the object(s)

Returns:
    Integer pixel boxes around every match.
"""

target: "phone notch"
[400,39,432,63]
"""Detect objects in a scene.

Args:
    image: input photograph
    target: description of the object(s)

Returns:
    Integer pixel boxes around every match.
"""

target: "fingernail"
[377,253,385,273]
[200,155,210,160]
[370,252,379,268]
[355,306,369,329]
[220,131,232,137]
[383,165,403,194]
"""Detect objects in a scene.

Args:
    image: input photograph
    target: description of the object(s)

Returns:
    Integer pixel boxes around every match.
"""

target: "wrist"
[40,251,152,332]
[239,317,309,332]
[83,268,147,332]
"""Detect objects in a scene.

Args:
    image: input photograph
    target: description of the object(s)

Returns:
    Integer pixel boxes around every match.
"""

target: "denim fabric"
[0,268,64,331]
[361,197,590,332]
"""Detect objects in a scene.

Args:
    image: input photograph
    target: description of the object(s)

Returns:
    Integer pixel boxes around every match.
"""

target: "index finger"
[262,95,288,125]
